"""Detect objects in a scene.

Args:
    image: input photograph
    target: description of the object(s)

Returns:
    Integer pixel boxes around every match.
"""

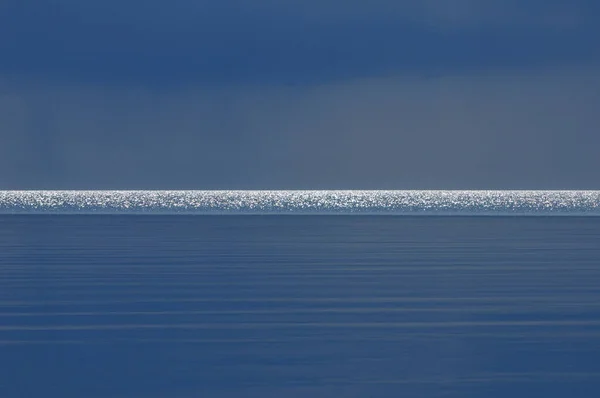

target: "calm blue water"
[1,215,600,397]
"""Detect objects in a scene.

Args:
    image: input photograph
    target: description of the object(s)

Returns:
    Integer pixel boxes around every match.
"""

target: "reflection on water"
[1,216,600,397]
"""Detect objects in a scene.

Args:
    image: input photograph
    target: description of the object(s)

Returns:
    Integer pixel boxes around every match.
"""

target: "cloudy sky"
[1,0,599,189]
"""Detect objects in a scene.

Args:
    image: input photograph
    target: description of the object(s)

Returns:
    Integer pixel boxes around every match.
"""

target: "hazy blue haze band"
[0,191,599,215]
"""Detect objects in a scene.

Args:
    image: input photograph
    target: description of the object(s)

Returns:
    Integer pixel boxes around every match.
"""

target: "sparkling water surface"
[1,190,600,215]
[1,215,600,397]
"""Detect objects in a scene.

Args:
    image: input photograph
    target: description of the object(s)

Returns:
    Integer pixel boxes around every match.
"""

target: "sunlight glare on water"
[0,190,599,215]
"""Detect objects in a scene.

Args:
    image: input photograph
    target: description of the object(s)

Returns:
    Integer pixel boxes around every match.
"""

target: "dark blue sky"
[1,0,599,188]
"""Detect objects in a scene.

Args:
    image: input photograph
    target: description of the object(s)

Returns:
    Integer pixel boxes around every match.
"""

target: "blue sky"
[1,0,599,188]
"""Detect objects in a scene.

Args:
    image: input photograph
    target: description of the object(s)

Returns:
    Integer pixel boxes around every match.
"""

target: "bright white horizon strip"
[0,190,599,215]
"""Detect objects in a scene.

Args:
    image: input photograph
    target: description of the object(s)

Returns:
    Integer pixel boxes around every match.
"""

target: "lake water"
[1,215,600,397]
